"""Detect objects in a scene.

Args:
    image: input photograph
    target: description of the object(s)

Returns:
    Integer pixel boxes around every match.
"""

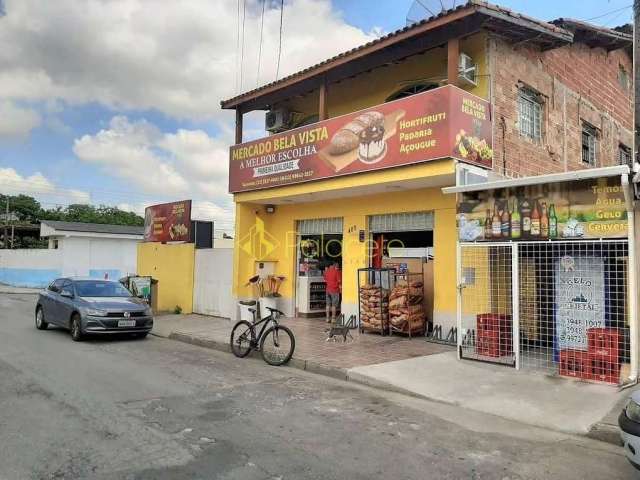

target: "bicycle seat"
[248,308,256,314]
[265,306,284,316]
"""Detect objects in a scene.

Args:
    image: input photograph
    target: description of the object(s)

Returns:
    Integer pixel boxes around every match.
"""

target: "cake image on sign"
[329,111,385,155]
[358,120,386,164]
[323,110,396,171]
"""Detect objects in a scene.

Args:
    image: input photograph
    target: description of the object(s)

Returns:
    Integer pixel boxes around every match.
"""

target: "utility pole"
[3,197,8,249]
[635,0,640,166]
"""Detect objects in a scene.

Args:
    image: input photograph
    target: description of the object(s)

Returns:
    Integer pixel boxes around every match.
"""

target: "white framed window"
[619,144,632,167]
[582,123,598,166]
[517,87,542,141]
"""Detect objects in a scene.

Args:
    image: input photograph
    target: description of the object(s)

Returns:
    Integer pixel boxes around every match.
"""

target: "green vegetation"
[0,194,144,249]
[0,194,144,226]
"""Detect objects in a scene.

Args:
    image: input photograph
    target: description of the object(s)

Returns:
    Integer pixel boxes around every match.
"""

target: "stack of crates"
[558,328,620,384]
[559,349,591,379]
[476,313,512,358]
[588,328,620,384]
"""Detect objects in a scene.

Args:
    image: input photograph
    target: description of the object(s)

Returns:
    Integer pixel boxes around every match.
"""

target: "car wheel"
[70,314,83,342]
[35,306,48,330]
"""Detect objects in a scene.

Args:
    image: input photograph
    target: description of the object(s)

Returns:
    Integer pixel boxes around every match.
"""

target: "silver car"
[35,278,154,341]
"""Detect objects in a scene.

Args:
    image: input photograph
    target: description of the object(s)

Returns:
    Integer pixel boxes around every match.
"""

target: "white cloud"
[2,0,378,231]
[74,116,234,225]
[0,0,377,121]
[0,167,90,206]
[0,100,41,140]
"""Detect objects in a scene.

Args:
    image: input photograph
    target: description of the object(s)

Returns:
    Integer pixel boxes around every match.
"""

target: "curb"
[0,290,39,295]
[586,422,622,446]
[157,330,349,380]
[153,329,623,446]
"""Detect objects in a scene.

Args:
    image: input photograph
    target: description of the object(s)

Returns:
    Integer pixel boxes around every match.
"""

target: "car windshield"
[74,281,132,298]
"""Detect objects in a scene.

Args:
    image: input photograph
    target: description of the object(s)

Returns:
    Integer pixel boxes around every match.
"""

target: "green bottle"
[549,204,558,238]
[510,198,521,239]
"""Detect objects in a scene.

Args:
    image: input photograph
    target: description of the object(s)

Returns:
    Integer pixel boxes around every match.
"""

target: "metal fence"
[458,240,630,385]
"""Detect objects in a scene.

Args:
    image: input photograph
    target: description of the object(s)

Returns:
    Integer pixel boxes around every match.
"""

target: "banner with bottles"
[457,177,627,242]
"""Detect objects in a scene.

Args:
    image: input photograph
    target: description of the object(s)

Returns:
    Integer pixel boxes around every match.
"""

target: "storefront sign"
[555,256,605,350]
[457,177,627,241]
[143,200,192,242]
[229,85,493,193]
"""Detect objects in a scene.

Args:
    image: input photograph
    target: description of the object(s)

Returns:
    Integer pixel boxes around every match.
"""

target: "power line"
[235,0,241,92]
[583,4,632,22]
[275,0,285,81]
[256,0,266,87]
[239,0,247,91]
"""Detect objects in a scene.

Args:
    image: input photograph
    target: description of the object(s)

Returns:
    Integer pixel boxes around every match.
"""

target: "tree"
[0,194,42,222]
[40,203,144,226]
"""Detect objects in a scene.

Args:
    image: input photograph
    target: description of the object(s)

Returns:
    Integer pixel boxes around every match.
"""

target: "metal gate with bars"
[458,240,631,384]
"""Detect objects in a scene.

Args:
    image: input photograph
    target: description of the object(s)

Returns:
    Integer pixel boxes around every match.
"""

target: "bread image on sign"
[320,109,405,172]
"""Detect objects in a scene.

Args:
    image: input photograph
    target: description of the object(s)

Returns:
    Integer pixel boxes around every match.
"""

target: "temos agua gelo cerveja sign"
[457,177,627,242]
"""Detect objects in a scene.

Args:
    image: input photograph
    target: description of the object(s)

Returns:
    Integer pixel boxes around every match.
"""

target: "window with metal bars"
[517,87,542,141]
[619,144,632,167]
[582,123,598,166]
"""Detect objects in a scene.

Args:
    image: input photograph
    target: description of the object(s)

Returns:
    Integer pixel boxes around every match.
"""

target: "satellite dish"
[406,0,460,26]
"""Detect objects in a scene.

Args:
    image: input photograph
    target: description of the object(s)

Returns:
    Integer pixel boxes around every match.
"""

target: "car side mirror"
[61,290,74,299]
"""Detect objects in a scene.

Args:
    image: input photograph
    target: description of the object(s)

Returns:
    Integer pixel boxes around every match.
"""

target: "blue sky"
[0,0,633,234]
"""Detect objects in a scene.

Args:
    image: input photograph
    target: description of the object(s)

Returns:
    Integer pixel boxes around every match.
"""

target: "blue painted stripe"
[0,268,61,288]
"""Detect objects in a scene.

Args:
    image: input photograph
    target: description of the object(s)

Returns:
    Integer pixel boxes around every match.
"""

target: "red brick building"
[490,19,632,177]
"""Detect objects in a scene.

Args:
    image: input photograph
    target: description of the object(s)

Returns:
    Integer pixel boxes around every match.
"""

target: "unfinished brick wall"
[489,36,633,178]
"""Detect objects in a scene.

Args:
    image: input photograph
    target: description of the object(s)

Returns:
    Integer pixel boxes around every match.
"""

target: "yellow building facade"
[137,242,195,314]
[228,30,490,329]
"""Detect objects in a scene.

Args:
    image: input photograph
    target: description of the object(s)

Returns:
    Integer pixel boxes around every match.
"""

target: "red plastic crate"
[587,328,619,363]
[476,314,512,357]
[559,350,592,379]
[477,314,511,332]
[477,335,501,357]
[591,358,620,384]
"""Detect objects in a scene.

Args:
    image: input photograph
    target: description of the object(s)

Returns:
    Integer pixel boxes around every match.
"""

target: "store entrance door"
[458,243,516,367]
[295,217,343,317]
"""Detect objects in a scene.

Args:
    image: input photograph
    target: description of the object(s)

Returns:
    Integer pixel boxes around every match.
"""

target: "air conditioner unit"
[265,108,292,133]
[458,53,477,87]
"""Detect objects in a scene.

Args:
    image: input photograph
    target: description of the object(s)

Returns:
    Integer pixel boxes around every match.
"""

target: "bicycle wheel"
[260,325,295,366]
[230,320,255,358]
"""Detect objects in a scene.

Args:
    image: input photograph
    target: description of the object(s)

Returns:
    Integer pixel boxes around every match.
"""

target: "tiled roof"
[221,0,573,110]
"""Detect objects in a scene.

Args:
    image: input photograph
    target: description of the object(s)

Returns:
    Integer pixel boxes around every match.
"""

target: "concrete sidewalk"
[0,284,40,294]
[347,352,633,437]
[152,313,634,441]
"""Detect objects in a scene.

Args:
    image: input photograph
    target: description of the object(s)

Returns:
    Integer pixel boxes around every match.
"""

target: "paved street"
[0,293,635,480]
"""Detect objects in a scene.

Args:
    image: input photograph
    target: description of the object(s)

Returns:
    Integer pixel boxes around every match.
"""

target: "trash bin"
[239,300,257,321]
[259,296,278,318]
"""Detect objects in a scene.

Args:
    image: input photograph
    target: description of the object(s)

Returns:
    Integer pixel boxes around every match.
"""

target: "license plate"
[118,320,136,327]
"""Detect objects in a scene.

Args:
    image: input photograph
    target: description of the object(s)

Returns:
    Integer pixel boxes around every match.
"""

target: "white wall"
[0,249,62,287]
[193,248,233,318]
[59,237,138,279]
[0,236,140,287]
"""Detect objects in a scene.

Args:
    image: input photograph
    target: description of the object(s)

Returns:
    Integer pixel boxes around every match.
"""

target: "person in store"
[323,261,342,323]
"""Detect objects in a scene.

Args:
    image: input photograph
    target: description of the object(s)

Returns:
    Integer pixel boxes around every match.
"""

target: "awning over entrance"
[443,165,631,195]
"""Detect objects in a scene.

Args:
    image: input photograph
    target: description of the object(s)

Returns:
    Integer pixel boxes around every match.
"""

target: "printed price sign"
[555,255,605,350]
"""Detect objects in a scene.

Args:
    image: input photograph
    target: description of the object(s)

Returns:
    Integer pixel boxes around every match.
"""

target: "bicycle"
[230,306,296,366]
